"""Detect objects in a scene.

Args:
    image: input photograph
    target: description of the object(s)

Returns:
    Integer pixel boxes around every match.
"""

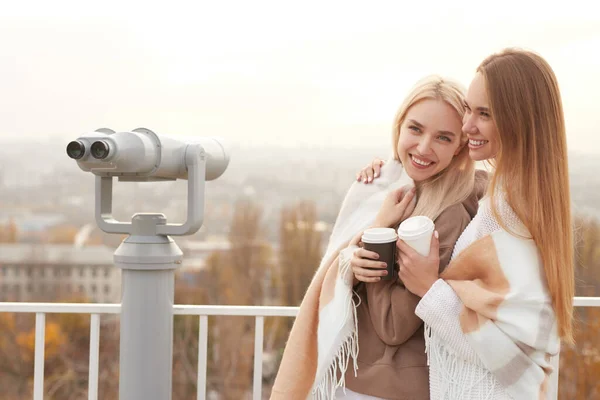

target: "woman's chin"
[468,147,495,162]
[405,167,436,182]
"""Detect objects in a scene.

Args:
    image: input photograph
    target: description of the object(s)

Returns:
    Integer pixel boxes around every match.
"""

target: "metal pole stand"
[92,143,210,400]
[114,213,182,400]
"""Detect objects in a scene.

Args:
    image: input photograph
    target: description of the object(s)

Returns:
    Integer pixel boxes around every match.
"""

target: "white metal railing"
[0,297,598,400]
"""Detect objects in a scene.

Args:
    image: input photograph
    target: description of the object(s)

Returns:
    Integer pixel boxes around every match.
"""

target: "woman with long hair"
[357,48,573,399]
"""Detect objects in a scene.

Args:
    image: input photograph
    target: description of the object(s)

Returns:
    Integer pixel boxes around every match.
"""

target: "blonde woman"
[339,77,488,400]
[271,76,485,400]
[359,49,573,399]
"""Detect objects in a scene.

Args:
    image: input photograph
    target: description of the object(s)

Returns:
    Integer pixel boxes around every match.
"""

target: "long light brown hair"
[478,49,574,342]
[392,76,475,221]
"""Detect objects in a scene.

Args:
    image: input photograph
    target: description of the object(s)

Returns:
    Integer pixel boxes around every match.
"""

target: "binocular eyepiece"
[67,140,111,160]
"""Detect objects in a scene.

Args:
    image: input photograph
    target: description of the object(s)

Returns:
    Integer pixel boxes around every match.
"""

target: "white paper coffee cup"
[397,216,435,256]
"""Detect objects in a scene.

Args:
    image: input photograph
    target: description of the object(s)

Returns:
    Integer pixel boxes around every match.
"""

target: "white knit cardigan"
[415,195,560,400]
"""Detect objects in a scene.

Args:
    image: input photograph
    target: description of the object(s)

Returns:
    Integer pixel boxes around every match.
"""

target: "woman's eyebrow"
[408,119,456,137]
[438,131,456,137]
[407,119,424,128]
[465,100,489,113]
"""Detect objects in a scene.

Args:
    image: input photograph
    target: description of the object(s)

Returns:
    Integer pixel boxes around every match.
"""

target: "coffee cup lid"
[361,227,398,244]
[397,216,435,238]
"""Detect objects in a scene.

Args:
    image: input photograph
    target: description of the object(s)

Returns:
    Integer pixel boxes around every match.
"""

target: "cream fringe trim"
[311,258,361,400]
[424,324,497,400]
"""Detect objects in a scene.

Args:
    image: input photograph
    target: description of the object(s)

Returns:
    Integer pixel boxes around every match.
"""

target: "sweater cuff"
[415,279,460,323]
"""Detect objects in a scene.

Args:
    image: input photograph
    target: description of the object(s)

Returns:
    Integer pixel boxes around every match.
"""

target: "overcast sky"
[1,0,599,153]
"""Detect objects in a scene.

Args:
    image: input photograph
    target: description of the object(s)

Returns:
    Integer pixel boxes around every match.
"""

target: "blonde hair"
[478,49,574,342]
[392,75,475,221]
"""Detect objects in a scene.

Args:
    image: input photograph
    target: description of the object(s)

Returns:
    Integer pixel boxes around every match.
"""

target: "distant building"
[178,239,231,260]
[0,244,119,303]
[176,239,231,287]
[0,211,66,243]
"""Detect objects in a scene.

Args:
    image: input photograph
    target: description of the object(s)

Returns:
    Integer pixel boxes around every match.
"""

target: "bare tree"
[277,201,323,307]
[202,197,274,399]
[559,217,600,399]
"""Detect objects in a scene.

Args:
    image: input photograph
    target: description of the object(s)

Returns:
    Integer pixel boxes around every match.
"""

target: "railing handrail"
[0,303,300,316]
[0,302,121,314]
[1,296,599,315]
[572,297,600,307]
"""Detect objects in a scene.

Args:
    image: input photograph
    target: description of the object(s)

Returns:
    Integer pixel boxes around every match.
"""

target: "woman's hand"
[351,248,389,285]
[356,158,385,184]
[373,187,416,228]
[397,231,440,297]
[349,230,364,247]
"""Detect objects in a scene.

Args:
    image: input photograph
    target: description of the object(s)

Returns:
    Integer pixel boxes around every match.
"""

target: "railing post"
[197,315,208,400]
[88,314,101,400]
[34,312,46,400]
[253,316,264,400]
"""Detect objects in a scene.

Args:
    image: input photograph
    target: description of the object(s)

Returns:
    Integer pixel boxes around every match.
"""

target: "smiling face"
[397,98,464,182]
[462,72,500,161]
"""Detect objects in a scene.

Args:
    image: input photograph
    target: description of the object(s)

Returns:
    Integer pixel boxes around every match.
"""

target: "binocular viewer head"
[67,128,229,182]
